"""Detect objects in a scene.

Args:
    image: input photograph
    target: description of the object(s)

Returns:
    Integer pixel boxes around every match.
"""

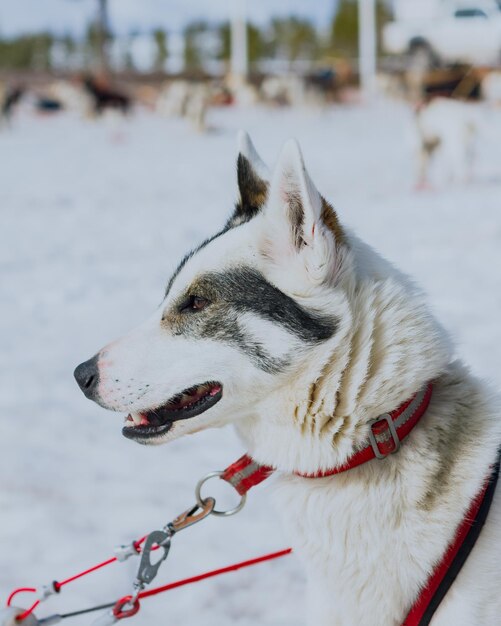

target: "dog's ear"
[264,139,344,284]
[227,131,270,228]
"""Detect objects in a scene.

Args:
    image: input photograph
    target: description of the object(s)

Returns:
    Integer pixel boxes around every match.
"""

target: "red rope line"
[13,601,40,622]
[55,557,118,589]
[7,533,158,621]
[7,546,293,622]
[138,548,293,600]
[8,557,120,622]
[6,590,36,608]
[6,590,40,622]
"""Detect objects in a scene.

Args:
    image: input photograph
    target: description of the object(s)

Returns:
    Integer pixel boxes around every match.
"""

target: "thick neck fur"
[236,234,452,474]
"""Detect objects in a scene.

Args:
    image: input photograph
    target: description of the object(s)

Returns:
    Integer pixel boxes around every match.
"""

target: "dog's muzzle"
[74,355,100,400]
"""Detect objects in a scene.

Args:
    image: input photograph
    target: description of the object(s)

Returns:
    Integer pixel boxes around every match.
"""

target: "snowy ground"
[1,101,501,626]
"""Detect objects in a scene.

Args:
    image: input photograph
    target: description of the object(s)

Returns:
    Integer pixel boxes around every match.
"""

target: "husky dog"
[75,133,501,626]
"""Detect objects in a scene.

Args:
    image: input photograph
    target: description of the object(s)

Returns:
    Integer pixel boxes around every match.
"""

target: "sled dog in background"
[75,132,501,625]
[415,93,501,188]
[416,98,479,187]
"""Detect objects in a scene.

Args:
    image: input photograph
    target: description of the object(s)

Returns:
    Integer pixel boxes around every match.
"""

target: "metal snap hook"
[195,471,247,517]
[170,497,215,533]
[136,530,171,585]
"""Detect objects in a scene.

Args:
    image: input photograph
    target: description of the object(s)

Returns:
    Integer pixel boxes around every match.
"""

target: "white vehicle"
[384,0,501,69]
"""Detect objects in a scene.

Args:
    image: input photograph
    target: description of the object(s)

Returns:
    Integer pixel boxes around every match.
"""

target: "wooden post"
[97,0,110,72]
[230,0,248,84]
[358,0,377,101]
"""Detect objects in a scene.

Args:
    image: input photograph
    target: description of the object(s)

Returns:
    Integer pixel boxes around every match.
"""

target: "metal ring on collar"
[195,471,247,517]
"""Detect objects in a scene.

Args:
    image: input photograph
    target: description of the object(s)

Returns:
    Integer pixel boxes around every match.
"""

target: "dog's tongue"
[172,383,222,410]
[210,385,222,396]
[126,383,223,428]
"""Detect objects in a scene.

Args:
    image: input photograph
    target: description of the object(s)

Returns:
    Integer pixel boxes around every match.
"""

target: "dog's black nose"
[74,355,100,400]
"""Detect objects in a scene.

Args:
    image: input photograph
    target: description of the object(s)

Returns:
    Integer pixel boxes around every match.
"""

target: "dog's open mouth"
[122,381,223,441]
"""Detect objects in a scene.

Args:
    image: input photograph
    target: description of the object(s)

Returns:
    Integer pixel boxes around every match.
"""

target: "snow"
[1,101,501,625]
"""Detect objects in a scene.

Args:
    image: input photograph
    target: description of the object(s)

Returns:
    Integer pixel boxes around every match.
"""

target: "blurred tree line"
[0,0,391,72]
[0,33,54,70]
[330,0,391,56]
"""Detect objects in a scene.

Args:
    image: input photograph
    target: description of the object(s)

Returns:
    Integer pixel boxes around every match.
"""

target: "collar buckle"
[368,413,401,459]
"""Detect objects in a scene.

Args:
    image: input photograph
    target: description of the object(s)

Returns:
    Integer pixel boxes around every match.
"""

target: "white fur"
[90,134,501,625]
[415,97,501,186]
[417,98,480,186]
[238,130,270,180]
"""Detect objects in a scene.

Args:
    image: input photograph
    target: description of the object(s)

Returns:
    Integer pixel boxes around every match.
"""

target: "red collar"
[222,382,433,495]
[221,385,500,626]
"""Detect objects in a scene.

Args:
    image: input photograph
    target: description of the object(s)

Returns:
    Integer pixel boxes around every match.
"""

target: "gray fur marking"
[191,267,337,344]
[163,266,338,374]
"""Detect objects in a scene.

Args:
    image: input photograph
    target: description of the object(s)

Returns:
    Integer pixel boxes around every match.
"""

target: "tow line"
[8,440,497,625]
[3,470,292,626]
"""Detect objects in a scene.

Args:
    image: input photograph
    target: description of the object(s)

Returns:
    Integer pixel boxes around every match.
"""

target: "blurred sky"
[0,0,338,37]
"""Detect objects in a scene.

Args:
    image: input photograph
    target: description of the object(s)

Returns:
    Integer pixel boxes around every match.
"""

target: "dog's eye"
[181,295,209,312]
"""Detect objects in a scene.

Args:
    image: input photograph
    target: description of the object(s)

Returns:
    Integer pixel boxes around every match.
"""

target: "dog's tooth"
[131,413,142,426]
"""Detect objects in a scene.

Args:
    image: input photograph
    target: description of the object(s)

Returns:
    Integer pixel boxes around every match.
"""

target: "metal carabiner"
[135,530,172,586]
